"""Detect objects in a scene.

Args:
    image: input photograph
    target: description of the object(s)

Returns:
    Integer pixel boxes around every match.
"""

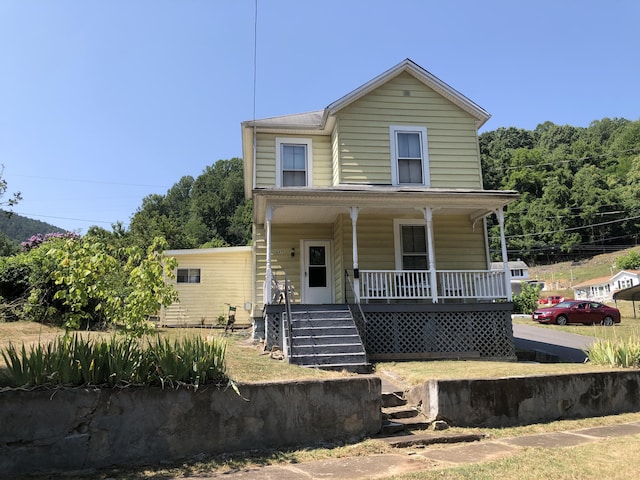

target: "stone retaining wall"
[0,377,381,476]
[407,370,640,427]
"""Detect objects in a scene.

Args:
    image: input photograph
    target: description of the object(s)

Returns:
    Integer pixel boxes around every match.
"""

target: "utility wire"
[12,174,169,189]
[503,147,640,170]
[490,213,640,240]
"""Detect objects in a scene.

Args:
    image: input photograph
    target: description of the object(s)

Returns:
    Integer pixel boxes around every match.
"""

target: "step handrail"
[344,269,368,347]
[283,274,293,360]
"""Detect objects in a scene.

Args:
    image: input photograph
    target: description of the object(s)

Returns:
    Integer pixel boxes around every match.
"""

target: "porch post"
[350,207,360,302]
[265,206,273,304]
[423,208,438,303]
[496,208,513,301]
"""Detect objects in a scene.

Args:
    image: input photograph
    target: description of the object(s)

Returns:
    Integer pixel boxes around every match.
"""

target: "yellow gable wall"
[336,72,483,188]
[162,248,253,326]
[254,133,332,188]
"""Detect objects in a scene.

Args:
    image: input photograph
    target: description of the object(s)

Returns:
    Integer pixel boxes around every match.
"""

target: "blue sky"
[1,0,638,234]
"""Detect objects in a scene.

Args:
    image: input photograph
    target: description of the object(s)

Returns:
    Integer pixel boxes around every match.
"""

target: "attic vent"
[403,90,411,96]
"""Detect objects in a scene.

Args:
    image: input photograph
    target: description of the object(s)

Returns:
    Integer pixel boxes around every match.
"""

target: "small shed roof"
[613,284,640,301]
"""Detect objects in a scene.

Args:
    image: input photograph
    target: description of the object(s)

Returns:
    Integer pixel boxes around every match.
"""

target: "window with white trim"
[177,268,201,284]
[394,220,429,270]
[275,138,312,187]
[389,126,429,186]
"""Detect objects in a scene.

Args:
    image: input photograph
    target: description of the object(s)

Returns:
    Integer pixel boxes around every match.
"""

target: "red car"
[538,295,565,305]
[532,300,621,326]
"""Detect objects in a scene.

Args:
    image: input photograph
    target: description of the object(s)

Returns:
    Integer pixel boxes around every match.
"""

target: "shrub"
[586,338,640,368]
[0,235,178,335]
[513,282,541,314]
[20,232,80,251]
[0,334,228,389]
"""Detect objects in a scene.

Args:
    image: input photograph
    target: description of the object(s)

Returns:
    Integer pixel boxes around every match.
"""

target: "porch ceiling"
[253,186,519,224]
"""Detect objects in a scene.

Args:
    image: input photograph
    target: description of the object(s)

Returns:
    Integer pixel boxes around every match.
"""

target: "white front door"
[302,240,333,304]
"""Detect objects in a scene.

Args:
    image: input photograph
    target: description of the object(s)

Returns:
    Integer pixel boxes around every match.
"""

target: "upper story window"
[177,268,201,284]
[276,137,313,187]
[389,126,429,186]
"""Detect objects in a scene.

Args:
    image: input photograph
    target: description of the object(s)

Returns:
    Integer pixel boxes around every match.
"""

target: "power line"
[490,213,640,240]
[503,147,640,171]
[12,174,170,189]
[11,211,116,226]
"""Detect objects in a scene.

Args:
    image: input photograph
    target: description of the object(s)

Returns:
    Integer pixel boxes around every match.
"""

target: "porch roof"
[253,185,518,224]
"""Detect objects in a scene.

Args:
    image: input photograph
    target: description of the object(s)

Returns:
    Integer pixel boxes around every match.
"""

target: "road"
[512,322,597,363]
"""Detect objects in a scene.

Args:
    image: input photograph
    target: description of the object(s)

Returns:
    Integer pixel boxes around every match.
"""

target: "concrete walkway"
[188,421,640,479]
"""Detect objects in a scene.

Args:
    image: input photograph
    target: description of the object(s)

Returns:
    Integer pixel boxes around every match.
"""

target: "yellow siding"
[433,215,487,269]
[339,214,397,272]
[254,133,332,188]
[162,249,253,326]
[251,213,487,310]
[253,223,334,310]
[332,215,345,302]
[338,213,486,271]
[255,134,276,187]
[335,72,483,188]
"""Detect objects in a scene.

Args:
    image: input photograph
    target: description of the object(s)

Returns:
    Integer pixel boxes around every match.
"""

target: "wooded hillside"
[481,118,640,264]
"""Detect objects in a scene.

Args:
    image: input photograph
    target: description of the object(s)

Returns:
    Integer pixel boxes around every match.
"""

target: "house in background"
[160,247,253,326]
[491,259,532,295]
[490,259,530,281]
[573,270,640,302]
[241,59,519,369]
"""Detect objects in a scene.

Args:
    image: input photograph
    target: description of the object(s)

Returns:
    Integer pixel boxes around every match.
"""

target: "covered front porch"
[254,186,517,308]
[252,186,518,362]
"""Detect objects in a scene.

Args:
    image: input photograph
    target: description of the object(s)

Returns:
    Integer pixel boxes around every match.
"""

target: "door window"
[308,246,327,287]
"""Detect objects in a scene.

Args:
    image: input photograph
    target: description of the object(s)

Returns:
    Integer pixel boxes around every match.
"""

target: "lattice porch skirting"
[261,303,515,360]
[362,303,515,360]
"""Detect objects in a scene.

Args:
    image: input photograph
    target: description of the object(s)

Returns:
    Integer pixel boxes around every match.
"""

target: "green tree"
[616,250,640,270]
[189,158,251,246]
[48,236,177,334]
[0,234,177,334]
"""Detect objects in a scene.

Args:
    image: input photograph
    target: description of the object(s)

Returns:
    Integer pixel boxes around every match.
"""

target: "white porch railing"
[360,270,507,302]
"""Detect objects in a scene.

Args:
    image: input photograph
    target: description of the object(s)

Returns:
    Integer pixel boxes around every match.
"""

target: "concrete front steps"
[376,389,485,447]
[379,391,431,436]
[287,305,370,373]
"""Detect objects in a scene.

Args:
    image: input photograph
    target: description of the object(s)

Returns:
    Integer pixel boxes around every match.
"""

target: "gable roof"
[572,275,613,289]
[572,270,640,290]
[244,59,490,132]
[491,260,529,270]
[611,270,640,281]
[325,58,490,127]
[242,59,492,195]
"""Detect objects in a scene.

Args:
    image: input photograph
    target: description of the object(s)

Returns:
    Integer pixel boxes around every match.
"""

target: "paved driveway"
[512,323,597,363]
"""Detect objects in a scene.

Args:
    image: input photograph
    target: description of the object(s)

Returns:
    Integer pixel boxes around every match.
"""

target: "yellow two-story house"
[241,59,518,368]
